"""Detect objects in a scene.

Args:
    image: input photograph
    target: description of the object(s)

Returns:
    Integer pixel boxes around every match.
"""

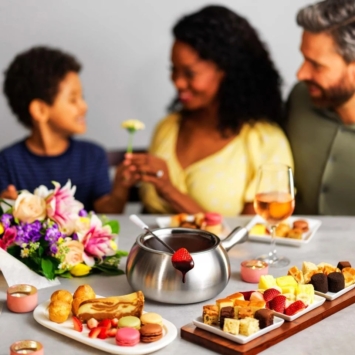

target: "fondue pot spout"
[126,226,248,304]
[221,226,248,252]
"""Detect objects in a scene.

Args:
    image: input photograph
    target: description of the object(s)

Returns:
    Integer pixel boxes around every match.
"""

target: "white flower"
[13,191,47,223]
[121,119,145,132]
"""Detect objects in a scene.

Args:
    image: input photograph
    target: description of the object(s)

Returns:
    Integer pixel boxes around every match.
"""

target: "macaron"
[204,212,222,226]
[140,312,163,326]
[115,327,140,347]
[118,316,141,329]
[140,323,163,343]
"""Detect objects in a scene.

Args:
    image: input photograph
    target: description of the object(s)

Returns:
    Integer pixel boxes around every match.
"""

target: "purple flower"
[49,244,58,254]
[45,224,62,244]
[79,209,88,217]
[15,221,42,245]
[1,214,13,229]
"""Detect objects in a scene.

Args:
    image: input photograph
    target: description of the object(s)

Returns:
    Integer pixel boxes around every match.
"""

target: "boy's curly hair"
[170,5,284,134]
[3,46,81,128]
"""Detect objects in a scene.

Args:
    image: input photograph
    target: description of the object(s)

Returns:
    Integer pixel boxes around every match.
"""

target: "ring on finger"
[156,170,164,178]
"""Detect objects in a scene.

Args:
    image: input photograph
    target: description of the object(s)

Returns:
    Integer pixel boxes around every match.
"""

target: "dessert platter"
[156,212,230,238]
[33,286,177,355]
[245,215,322,246]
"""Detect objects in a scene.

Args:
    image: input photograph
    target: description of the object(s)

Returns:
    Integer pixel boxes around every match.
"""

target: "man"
[286,0,355,215]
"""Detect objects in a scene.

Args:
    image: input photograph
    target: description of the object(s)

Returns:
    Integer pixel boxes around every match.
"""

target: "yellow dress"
[140,113,294,216]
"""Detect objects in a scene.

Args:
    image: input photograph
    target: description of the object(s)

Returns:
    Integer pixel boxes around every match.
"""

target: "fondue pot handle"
[221,226,248,252]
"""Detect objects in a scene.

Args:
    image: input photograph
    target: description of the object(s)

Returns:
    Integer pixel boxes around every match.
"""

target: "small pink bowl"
[241,260,269,283]
[10,340,43,355]
[7,284,38,313]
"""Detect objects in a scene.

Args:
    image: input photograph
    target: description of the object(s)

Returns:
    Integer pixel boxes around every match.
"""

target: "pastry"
[275,223,290,237]
[48,300,71,323]
[219,306,234,329]
[317,262,340,275]
[76,291,144,322]
[115,327,140,346]
[239,317,259,336]
[202,305,218,325]
[226,292,244,302]
[254,309,273,329]
[50,290,73,304]
[223,318,240,335]
[337,261,352,270]
[238,307,254,319]
[72,284,96,316]
[286,228,303,239]
[288,266,305,284]
[249,300,266,314]
[342,267,355,287]
[139,323,163,343]
[140,312,163,326]
[118,316,141,329]
[310,273,328,293]
[293,220,309,232]
[216,298,234,315]
[302,261,318,283]
[328,272,345,292]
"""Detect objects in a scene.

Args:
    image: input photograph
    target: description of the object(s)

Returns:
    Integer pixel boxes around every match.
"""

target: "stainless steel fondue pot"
[126,226,248,304]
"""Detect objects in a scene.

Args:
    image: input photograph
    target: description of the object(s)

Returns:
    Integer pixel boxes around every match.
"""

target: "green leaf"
[104,220,120,234]
[93,264,125,275]
[41,258,56,280]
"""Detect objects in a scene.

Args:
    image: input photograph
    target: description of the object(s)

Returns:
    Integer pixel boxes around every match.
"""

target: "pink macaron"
[116,327,140,347]
[204,212,222,226]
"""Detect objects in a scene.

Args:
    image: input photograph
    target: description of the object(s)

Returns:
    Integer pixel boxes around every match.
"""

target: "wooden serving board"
[181,288,355,355]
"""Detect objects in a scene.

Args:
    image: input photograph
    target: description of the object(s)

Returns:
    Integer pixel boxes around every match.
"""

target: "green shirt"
[286,82,355,215]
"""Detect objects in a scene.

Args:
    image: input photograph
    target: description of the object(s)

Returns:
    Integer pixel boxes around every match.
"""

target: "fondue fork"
[129,215,175,254]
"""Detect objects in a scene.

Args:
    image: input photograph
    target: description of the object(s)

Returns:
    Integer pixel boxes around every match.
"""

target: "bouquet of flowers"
[0,180,127,280]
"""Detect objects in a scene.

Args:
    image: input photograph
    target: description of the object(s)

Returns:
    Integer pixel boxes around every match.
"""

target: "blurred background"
[0,0,313,151]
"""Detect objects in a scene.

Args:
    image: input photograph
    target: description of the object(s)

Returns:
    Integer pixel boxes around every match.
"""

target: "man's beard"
[304,80,355,108]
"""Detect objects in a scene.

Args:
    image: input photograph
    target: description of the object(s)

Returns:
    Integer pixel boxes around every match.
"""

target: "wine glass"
[253,163,295,267]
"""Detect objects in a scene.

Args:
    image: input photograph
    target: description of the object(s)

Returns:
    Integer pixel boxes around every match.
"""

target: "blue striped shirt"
[0,138,111,211]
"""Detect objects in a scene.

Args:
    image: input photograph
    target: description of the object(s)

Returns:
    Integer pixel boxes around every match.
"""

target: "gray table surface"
[1,215,355,355]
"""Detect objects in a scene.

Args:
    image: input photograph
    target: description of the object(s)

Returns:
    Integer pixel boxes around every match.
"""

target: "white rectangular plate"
[315,283,355,301]
[156,216,230,238]
[245,215,322,246]
[273,294,325,321]
[193,316,284,344]
[33,299,177,355]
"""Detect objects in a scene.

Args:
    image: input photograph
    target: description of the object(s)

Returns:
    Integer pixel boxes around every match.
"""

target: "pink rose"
[60,240,84,266]
[12,191,46,223]
[0,226,17,250]
[46,180,84,235]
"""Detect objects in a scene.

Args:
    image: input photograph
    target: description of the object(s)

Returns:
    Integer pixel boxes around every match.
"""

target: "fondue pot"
[126,226,248,304]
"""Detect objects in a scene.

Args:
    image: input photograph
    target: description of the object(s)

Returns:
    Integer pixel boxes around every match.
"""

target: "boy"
[0,46,136,213]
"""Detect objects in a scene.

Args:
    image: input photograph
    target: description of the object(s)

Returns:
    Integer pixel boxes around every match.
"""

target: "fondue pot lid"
[137,227,220,254]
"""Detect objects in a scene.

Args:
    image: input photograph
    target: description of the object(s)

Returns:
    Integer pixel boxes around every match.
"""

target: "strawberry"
[172,248,193,263]
[111,318,119,327]
[98,327,108,339]
[269,295,286,313]
[250,291,264,302]
[239,291,253,300]
[263,288,281,302]
[88,327,101,339]
[98,319,112,329]
[87,318,99,330]
[107,328,118,337]
[285,300,306,316]
[72,316,83,332]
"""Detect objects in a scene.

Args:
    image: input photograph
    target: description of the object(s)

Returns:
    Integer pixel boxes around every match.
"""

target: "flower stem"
[127,132,134,153]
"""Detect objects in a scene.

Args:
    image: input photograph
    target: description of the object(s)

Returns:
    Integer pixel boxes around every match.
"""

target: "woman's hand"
[127,153,173,196]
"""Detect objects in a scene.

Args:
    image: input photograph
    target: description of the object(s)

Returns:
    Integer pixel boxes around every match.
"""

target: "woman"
[128,5,293,216]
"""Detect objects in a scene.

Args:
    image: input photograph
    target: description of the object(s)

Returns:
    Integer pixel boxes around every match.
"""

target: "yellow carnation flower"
[0,223,4,235]
[70,263,92,277]
[121,119,145,153]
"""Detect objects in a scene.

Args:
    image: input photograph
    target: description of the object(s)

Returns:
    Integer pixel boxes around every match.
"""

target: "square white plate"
[33,299,177,355]
[245,215,322,246]
[156,216,231,238]
[193,315,284,344]
[315,283,355,301]
[272,294,325,321]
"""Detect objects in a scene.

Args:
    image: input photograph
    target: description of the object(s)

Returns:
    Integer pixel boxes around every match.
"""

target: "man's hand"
[0,184,18,200]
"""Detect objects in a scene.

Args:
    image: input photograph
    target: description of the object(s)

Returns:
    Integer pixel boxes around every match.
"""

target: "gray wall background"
[0,0,313,151]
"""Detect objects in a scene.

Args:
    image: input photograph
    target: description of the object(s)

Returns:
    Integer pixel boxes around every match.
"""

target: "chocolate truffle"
[337,261,352,271]
[220,306,234,329]
[328,272,345,292]
[254,309,273,329]
[311,273,328,293]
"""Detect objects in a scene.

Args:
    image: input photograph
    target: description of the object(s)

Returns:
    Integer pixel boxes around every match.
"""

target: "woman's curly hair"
[3,46,81,128]
[170,5,284,134]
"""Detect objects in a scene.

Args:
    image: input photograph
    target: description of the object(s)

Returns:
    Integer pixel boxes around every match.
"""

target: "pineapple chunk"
[296,284,314,306]
[258,275,277,290]
[281,285,296,301]
[276,275,298,287]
